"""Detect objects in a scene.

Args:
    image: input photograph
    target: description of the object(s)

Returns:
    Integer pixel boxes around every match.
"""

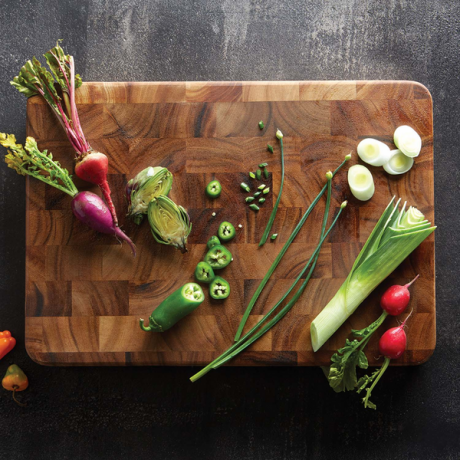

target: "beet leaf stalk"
[1,133,136,256]
[11,41,119,226]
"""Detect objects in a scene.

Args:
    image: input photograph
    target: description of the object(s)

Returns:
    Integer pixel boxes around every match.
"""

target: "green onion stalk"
[310,197,436,352]
[190,172,347,382]
[126,166,173,224]
[148,195,192,253]
[234,153,352,342]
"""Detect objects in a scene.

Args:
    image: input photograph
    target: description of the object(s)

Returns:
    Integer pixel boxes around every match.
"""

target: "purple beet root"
[71,191,136,256]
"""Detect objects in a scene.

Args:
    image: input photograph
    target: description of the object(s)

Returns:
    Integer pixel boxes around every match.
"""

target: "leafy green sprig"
[1,133,78,197]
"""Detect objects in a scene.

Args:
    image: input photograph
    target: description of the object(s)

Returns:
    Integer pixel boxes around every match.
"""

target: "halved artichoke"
[148,196,192,253]
[126,166,173,220]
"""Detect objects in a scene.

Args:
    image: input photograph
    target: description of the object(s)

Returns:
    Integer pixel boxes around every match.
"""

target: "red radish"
[74,152,117,224]
[380,275,419,316]
[71,192,136,256]
[378,312,411,359]
[358,312,412,409]
[11,43,120,226]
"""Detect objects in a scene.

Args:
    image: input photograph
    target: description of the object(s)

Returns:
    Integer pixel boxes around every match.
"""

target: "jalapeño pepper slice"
[209,276,231,299]
[207,235,221,250]
[195,261,215,284]
[204,245,232,270]
[218,221,236,242]
[206,180,222,198]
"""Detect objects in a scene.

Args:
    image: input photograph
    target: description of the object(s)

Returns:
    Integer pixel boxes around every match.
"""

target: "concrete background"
[0,1,459,459]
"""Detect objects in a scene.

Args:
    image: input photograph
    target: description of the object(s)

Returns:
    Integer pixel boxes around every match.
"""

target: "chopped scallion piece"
[263,187,270,195]
[249,204,260,211]
[245,197,255,203]
[264,169,269,179]
[256,169,262,180]
[258,121,264,130]
[249,172,256,179]
[259,162,268,168]
[267,144,274,153]
[259,198,265,204]
[240,182,250,192]
[254,191,261,197]
[270,233,278,240]
[258,184,266,190]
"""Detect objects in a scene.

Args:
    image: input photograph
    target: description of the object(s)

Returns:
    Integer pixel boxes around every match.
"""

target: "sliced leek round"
[357,138,390,166]
[394,125,422,158]
[383,149,414,175]
[348,165,375,201]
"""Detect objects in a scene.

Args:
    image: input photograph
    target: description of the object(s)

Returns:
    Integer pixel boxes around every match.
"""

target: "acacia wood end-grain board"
[24,81,435,366]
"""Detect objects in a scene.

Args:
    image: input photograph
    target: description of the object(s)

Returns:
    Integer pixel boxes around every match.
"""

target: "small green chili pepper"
[218,221,236,242]
[258,184,266,190]
[256,169,262,180]
[195,261,215,284]
[140,283,205,332]
[204,245,233,270]
[264,169,269,179]
[240,182,251,192]
[206,180,222,198]
[207,235,220,249]
[249,172,256,179]
[267,144,274,153]
[259,198,265,204]
[258,121,264,130]
[259,163,268,168]
[249,204,260,211]
[209,276,231,300]
[263,187,270,194]
[271,234,278,240]
[245,197,255,203]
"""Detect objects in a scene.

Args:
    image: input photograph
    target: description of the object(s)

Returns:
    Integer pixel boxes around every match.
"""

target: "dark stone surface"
[0,1,459,459]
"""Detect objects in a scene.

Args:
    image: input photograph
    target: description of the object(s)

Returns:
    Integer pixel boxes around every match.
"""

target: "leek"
[348,165,374,201]
[383,149,414,175]
[311,198,435,352]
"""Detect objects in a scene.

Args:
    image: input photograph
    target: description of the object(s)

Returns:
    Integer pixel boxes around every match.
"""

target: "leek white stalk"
[357,139,390,166]
[310,198,435,352]
[383,149,414,175]
[394,125,422,158]
[348,165,375,201]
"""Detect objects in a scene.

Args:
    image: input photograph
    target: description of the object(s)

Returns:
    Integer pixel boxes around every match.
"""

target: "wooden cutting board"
[24,81,435,367]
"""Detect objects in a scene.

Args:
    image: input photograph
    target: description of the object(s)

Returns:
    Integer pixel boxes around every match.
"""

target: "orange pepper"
[0,331,16,360]
[2,365,28,406]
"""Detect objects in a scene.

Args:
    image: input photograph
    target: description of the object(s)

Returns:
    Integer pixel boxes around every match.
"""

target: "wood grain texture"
[25,81,435,367]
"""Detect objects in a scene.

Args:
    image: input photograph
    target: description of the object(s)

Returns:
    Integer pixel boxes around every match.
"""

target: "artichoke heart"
[148,196,192,253]
[126,166,173,218]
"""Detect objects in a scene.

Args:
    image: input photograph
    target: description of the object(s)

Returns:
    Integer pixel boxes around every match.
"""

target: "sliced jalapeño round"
[209,276,231,299]
[218,221,236,242]
[204,245,232,270]
[194,261,215,284]
[206,180,222,198]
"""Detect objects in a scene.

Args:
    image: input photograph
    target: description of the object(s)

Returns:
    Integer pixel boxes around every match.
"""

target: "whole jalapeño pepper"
[195,261,215,284]
[218,221,236,242]
[140,283,205,332]
[209,276,231,300]
[204,245,232,270]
